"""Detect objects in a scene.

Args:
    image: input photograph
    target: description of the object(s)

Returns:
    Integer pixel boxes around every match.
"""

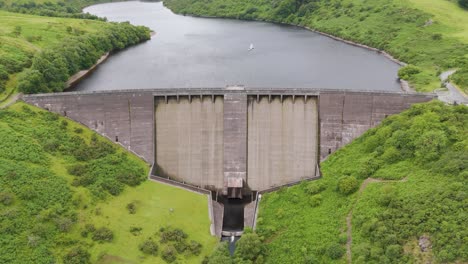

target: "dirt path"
[0,93,22,109]
[346,177,407,264]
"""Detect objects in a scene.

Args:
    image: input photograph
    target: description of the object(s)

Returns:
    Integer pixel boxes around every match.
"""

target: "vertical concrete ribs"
[22,88,434,192]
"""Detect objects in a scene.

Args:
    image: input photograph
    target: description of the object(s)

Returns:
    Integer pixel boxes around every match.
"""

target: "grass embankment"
[164,0,468,93]
[254,101,467,263]
[0,102,216,263]
[0,2,150,100]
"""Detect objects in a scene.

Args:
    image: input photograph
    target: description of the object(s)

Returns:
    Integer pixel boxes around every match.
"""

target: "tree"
[459,0,468,9]
[337,176,359,195]
[234,233,264,262]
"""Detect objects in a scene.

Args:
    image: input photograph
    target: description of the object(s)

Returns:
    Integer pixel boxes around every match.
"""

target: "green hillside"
[0,2,149,101]
[0,102,216,263]
[164,0,468,93]
[250,101,467,263]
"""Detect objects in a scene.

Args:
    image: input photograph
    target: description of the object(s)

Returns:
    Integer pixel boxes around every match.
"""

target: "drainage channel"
[216,193,257,255]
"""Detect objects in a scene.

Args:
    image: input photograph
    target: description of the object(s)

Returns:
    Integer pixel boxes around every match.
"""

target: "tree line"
[17,22,150,94]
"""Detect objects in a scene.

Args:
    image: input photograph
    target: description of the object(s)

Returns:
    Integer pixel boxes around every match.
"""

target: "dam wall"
[22,88,434,191]
[154,95,224,190]
[247,95,318,191]
[319,91,434,159]
[22,91,154,163]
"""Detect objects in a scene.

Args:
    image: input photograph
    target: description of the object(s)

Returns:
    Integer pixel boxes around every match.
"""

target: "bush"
[337,176,359,195]
[398,65,421,80]
[308,194,322,207]
[127,202,137,214]
[161,245,177,263]
[459,0,468,9]
[234,233,263,261]
[327,244,345,259]
[92,227,114,243]
[139,239,159,256]
[0,192,14,206]
[188,240,202,256]
[67,164,87,176]
[305,181,326,195]
[63,246,91,264]
[160,227,188,243]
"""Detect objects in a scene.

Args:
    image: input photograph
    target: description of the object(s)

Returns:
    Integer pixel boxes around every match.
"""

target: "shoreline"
[181,13,407,66]
[66,52,110,89]
[175,11,411,92]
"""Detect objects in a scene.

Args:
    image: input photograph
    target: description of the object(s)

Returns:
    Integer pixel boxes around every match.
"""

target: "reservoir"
[73,1,401,91]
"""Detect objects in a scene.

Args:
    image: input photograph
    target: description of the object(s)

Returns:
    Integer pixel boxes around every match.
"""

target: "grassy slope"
[0,10,106,100]
[257,101,467,263]
[164,0,468,93]
[0,102,216,263]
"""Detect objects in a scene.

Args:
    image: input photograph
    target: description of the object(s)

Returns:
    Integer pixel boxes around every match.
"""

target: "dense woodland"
[164,0,468,93]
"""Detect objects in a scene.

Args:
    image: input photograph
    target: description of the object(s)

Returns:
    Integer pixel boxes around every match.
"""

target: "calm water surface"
[73,1,401,91]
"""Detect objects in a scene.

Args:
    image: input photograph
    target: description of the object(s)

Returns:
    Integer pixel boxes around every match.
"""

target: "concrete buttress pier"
[22,87,434,192]
[223,91,248,197]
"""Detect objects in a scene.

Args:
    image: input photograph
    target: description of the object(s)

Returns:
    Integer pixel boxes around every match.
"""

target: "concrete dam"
[23,87,433,195]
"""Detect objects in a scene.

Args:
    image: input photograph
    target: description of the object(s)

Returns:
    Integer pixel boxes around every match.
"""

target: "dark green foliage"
[148,226,204,260]
[0,103,149,263]
[139,239,159,256]
[337,176,358,195]
[127,202,137,214]
[398,65,421,80]
[92,227,114,243]
[17,22,150,94]
[160,227,188,243]
[308,194,322,207]
[161,245,177,263]
[459,0,468,9]
[234,232,265,262]
[0,192,14,206]
[327,244,345,259]
[304,181,326,195]
[63,246,91,264]
[130,226,142,236]
[204,242,232,264]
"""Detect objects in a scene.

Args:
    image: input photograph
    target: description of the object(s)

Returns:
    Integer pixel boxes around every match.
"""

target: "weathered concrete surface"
[223,92,248,193]
[22,91,154,163]
[319,91,434,160]
[247,95,318,190]
[23,88,434,191]
[154,96,224,190]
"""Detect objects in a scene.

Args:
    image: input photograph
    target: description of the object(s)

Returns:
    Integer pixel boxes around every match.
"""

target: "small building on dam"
[23,87,433,197]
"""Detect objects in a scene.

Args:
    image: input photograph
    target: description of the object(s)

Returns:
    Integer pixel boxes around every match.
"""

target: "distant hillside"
[164,0,468,94]
[252,101,467,263]
[0,5,150,101]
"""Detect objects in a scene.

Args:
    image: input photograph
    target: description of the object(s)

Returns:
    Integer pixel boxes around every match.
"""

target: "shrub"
[398,65,421,80]
[327,244,345,259]
[188,240,202,256]
[305,181,326,195]
[0,192,14,206]
[74,127,83,134]
[130,226,142,236]
[385,244,402,259]
[337,176,359,195]
[234,233,263,261]
[139,239,159,256]
[63,246,91,264]
[308,194,322,207]
[92,227,114,243]
[160,227,188,243]
[67,164,87,176]
[459,0,468,9]
[127,202,137,214]
[161,245,177,263]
